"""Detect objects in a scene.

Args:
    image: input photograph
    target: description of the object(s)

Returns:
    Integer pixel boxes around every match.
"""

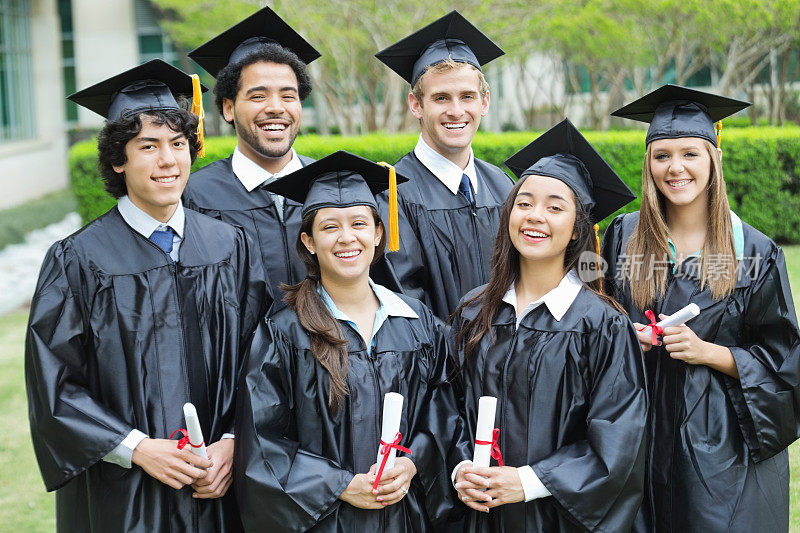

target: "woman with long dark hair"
[234,151,462,532]
[603,85,800,532]
[450,120,647,532]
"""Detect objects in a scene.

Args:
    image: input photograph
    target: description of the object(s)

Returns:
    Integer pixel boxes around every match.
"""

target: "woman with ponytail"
[234,151,463,532]
[450,120,647,532]
[603,85,800,532]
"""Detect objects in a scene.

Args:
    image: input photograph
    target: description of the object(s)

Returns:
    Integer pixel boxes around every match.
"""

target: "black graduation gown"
[183,154,314,306]
[602,212,800,532]
[451,286,648,532]
[375,152,514,320]
[235,291,462,532]
[25,207,267,533]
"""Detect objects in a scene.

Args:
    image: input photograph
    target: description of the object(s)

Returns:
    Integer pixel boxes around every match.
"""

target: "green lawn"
[0,306,54,531]
[1,247,800,529]
[787,246,800,532]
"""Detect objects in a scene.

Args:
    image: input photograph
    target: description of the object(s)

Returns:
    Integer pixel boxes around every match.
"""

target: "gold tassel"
[715,120,723,160]
[594,223,603,294]
[379,162,399,252]
[191,74,206,158]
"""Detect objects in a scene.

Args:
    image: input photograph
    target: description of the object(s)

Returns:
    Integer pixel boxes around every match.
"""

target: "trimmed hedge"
[69,127,800,243]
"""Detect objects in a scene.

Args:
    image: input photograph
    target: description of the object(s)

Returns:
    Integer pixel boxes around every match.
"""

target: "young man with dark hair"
[184,7,321,306]
[375,11,514,320]
[26,60,267,532]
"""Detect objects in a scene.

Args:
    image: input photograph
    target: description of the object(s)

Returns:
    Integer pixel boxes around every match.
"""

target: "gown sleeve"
[234,321,354,532]
[404,312,470,526]
[724,245,800,462]
[530,314,647,532]
[25,242,132,491]
[234,227,271,349]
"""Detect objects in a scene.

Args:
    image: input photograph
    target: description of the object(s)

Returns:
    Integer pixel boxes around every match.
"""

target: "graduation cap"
[67,59,207,121]
[264,151,409,251]
[375,10,504,86]
[505,118,636,223]
[188,6,321,78]
[611,84,750,147]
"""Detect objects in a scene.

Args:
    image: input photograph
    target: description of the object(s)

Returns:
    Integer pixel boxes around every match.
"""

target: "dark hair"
[455,175,625,358]
[281,206,387,414]
[96,108,199,198]
[214,43,313,123]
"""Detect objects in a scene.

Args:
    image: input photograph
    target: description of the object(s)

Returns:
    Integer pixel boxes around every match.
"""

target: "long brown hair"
[281,207,387,414]
[626,140,736,310]
[455,175,625,359]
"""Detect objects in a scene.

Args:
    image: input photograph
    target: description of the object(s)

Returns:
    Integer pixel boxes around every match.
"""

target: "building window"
[0,0,35,142]
[134,0,179,65]
[59,0,77,125]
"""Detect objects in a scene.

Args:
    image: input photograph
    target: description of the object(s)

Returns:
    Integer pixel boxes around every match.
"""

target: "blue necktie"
[459,174,474,203]
[150,227,174,262]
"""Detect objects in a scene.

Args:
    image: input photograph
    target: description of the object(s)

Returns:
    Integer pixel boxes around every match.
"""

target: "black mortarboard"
[67,59,206,121]
[611,84,750,147]
[188,6,321,78]
[375,10,504,86]
[265,151,409,250]
[505,119,635,222]
[266,151,408,215]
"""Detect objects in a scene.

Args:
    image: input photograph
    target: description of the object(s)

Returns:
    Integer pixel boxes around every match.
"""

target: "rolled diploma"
[377,392,404,470]
[472,396,497,468]
[183,402,209,459]
[640,303,701,338]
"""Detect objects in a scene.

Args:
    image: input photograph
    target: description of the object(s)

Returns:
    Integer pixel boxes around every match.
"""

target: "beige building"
[0,0,178,209]
[0,0,68,209]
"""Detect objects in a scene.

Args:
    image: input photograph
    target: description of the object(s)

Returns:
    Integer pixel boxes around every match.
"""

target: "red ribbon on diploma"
[372,432,412,491]
[169,428,204,450]
[637,310,663,346]
[475,427,504,466]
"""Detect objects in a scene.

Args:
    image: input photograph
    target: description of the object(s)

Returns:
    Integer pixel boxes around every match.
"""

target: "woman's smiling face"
[301,205,383,284]
[508,175,577,266]
[648,137,712,208]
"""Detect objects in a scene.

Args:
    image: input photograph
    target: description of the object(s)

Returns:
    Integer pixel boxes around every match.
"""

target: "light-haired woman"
[604,85,800,532]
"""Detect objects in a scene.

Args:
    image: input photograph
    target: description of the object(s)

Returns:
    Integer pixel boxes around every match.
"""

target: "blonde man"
[375,11,513,320]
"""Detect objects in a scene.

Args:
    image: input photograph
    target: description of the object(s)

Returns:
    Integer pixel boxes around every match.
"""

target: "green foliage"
[68,141,117,224]
[0,190,77,251]
[69,128,800,243]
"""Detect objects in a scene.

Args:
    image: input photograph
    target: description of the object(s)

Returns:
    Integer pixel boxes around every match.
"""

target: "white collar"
[231,146,304,192]
[117,195,185,238]
[413,135,478,195]
[318,279,418,321]
[502,270,583,326]
[370,281,419,319]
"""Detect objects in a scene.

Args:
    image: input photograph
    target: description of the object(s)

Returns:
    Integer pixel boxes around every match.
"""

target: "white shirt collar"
[317,279,418,350]
[117,195,185,238]
[370,281,419,319]
[318,279,418,322]
[413,135,478,195]
[231,146,304,192]
[502,270,583,326]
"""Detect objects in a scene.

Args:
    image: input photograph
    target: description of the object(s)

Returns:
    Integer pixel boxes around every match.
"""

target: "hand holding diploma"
[635,304,700,351]
[132,438,211,490]
[192,438,234,499]
[340,392,415,509]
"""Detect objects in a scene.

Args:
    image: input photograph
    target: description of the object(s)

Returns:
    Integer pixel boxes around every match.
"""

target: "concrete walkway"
[0,213,82,316]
